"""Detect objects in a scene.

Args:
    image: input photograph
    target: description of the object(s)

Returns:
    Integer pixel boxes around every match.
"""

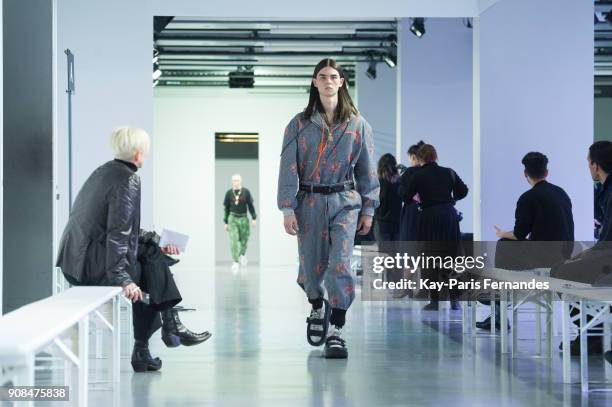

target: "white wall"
[398,18,474,233]
[215,159,259,263]
[55,0,154,245]
[356,62,398,163]
[477,0,594,241]
[154,87,308,268]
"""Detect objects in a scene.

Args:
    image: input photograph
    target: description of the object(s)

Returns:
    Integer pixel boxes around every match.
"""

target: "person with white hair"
[223,173,257,271]
[56,126,211,373]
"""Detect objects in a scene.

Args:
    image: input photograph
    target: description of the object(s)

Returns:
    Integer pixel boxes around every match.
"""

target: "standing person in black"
[479,152,574,330]
[398,141,424,241]
[374,153,402,242]
[403,144,469,310]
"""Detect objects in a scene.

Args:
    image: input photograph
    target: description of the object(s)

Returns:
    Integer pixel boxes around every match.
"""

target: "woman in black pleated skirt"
[402,144,468,310]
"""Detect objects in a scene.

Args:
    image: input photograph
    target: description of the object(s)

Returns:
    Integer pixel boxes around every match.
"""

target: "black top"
[596,176,612,242]
[374,177,402,226]
[398,166,421,205]
[114,159,138,172]
[513,180,574,241]
[402,162,468,208]
[56,160,141,287]
[224,188,256,224]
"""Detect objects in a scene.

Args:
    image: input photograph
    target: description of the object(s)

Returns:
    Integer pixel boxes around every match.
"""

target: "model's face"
[313,66,344,98]
[232,178,241,189]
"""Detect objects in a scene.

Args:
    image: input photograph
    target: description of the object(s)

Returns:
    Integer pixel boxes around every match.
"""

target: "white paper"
[159,229,189,253]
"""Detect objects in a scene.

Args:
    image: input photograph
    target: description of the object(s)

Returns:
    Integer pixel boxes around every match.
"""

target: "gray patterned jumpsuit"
[277,110,380,310]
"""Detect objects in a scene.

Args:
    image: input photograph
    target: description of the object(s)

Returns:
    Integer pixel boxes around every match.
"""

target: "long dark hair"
[304,58,358,123]
[377,153,398,181]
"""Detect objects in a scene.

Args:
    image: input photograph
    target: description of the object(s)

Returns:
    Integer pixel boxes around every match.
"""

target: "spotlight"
[410,18,426,38]
[366,61,377,80]
[382,54,396,68]
[463,18,473,29]
[153,68,162,81]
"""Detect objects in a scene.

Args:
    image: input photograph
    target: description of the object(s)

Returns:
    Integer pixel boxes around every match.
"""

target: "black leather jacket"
[56,160,141,287]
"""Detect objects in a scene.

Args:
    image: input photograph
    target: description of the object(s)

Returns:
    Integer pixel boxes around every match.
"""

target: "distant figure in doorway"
[224,174,257,271]
[56,127,211,373]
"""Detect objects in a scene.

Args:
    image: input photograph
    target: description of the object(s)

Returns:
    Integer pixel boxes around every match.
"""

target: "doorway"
[215,132,260,265]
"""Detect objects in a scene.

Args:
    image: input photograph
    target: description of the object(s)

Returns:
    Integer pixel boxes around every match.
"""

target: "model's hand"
[357,215,373,235]
[224,224,228,232]
[284,215,299,235]
[252,220,257,228]
[123,282,143,303]
[161,245,181,255]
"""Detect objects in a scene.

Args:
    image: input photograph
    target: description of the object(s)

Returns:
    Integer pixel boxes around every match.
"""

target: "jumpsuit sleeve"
[223,190,230,224]
[105,177,139,287]
[277,116,300,217]
[354,118,380,216]
[247,189,257,220]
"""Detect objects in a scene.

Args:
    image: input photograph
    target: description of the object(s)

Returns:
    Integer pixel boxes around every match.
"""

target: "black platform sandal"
[306,298,330,346]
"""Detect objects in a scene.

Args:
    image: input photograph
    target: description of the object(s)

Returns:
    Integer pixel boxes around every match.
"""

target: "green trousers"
[228,214,250,262]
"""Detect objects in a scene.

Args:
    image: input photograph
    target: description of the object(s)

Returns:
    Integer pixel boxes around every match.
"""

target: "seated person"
[481,152,574,331]
[56,127,211,372]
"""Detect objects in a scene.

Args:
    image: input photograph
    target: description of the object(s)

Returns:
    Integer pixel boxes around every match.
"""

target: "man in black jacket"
[56,127,211,372]
[481,152,574,330]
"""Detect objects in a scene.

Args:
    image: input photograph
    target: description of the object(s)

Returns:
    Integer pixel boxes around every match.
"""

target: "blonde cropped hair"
[109,127,150,161]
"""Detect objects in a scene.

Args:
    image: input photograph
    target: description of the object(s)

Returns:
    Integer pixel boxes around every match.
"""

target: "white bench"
[463,267,612,392]
[0,286,123,406]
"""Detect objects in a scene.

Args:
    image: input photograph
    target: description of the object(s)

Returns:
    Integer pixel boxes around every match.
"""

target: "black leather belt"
[299,181,355,194]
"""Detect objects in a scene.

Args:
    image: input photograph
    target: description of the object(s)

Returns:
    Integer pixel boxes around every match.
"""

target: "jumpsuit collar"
[310,109,351,131]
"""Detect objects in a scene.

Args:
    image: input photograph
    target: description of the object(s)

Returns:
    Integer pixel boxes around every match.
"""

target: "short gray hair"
[109,127,150,161]
[232,174,242,181]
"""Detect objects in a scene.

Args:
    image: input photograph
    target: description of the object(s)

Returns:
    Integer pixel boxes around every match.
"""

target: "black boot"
[131,340,162,372]
[161,308,212,347]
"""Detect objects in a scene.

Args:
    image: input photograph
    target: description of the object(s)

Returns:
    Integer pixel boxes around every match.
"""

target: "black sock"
[309,297,324,310]
[330,308,346,328]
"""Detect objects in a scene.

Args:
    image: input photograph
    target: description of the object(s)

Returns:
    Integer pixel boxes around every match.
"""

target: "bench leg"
[580,300,588,392]
[500,290,508,354]
[512,290,518,358]
[15,355,35,407]
[78,316,89,407]
[562,298,572,383]
[112,296,120,384]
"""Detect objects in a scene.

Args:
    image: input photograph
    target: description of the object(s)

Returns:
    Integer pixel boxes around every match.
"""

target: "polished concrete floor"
[31,263,612,406]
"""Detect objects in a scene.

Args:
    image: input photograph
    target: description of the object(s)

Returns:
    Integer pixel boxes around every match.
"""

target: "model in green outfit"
[223,174,257,270]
